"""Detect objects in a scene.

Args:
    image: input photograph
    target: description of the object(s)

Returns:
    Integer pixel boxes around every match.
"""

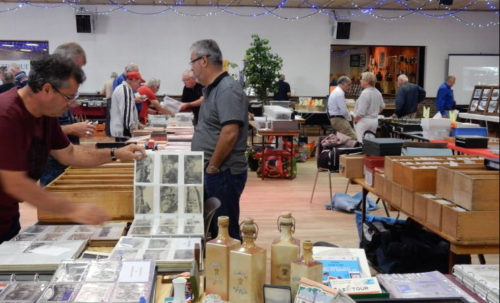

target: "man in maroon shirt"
[0,54,146,244]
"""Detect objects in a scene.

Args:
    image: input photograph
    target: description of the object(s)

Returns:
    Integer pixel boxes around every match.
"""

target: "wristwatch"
[207,165,220,173]
[110,148,117,161]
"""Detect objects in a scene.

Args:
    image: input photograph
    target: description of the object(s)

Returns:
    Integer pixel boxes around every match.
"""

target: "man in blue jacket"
[436,75,456,118]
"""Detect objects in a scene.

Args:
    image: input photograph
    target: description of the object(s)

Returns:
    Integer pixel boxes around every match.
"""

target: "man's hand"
[391,113,398,119]
[65,121,96,138]
[63,203,111,225]
[135,96,143,104]
[180,103,190,111]
[115,144,147,161]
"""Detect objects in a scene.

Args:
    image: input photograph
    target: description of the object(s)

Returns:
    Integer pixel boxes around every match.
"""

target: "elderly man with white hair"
[8,63,28,88]
[180,70,204,125]
[138,78,173,124]
[392,74,426,119]
[353,72,385,142]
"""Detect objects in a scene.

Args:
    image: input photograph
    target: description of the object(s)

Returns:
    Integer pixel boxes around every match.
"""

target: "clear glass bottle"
[205,216,241,301]
[290,240,324,298]
[228,218,266,303]
[271,211,300,286]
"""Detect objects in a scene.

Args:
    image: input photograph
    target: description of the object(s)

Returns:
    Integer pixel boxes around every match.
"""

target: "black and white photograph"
[148,239,172,249]
[110,249,139,261]
[159,218,178,226]
[53,262,90,283]
[133,218,154,226]
[74,283,113,303]
[183,225,203,235]
[66,233,93,241]
[143,249,170,260]
[2,283,48,301]
[75,226,95,233]
[489,101,498,113]
[39,233,63,241]
[185,218,203,225]
[173,249,195,260]
[161,155,179,184]
[157,226,178,235]
[129,226,152,235]
[159,186,179,214]
[135,156,154,183]
[40,283,77,302]
[117,237,145,249]
[185,186,202,214]
[23,225,48,234]
[14,233,37,241]
[135,186,154,214]
[491,89,499,101]
[51,226,74,233]
[111,283,149,303]
[85,262,119,282]
[184,155,203,184]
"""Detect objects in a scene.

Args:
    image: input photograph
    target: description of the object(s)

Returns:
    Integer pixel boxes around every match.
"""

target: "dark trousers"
[0,214,21,245]
[105,98,112,137]
[204,169,247,241]
[39,164,66,187]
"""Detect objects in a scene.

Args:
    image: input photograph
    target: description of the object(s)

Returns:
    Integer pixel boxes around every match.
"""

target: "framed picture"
[350,54,360,67]
[379,52,386,70]
[486,88,500,115]
[469,99,480,112]
[359,54,366,67]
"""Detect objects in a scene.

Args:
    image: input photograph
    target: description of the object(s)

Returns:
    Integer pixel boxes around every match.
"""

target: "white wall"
[0,4,498,97]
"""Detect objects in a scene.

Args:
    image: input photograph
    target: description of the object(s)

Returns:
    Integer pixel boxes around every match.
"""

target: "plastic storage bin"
[270,101,291,109]
[264,106,292,120]
[451,127,488,137]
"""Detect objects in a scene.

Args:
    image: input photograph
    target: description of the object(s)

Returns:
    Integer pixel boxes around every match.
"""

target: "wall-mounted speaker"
[76,14,93,33]
[332,21,351,40]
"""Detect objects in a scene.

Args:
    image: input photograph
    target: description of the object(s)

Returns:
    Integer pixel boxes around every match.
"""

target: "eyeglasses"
[189,54,210,66]
[53,87,78,103]
[182,77,194,83]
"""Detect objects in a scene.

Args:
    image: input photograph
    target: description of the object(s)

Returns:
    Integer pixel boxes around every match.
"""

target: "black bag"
[363,218,465,274]
[318,147,363,171]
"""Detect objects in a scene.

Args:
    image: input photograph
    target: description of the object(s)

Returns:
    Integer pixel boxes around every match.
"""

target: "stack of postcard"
[0,240,87,272]
[312,246,371,283]
[12,222,127,247]
[109,236,201,272]
[0,281,49,302]
[453,265,499,303]
[130,151,204,238]
[33,259,156,303]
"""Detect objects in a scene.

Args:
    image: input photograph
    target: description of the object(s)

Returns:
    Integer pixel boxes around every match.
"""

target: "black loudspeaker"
[439,0,453,5]
[333,21,351,40]
[76,14,93,33]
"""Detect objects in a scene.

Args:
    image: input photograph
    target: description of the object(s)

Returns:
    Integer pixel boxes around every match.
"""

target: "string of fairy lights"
[0,0,498,27]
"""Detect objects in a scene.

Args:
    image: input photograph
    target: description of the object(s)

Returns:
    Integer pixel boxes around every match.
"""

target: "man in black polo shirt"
[180,70,203,126]
[273,74,291,101]
[189,39,249,240]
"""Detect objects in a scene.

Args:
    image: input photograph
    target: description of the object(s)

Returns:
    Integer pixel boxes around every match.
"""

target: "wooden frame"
[486,87,499,116]
[350,54,360,67]
[468,85,499,116]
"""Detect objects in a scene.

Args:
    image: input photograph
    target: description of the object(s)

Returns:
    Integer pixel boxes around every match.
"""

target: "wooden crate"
[436,166,491,201]
[384,155,484,182]
[453,172,500,211]
[391,182,403,208]
[374,173,386,199]
[413,193,437,221]
[40,164,135,223]
[339,155,365,179]
[401,188,415,215]
[383,177,393,204]
[426,198,454,230]
[441,205,500,241]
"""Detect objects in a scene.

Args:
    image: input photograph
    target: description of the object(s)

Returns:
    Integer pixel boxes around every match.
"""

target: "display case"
[468,85,499,116]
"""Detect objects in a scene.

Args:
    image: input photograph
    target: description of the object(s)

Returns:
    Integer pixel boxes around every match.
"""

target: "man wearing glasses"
[110,71,145,137]
[40,42,97,187]
[0,54,146,244]
[189,39,248,241]
[180,70,204,126]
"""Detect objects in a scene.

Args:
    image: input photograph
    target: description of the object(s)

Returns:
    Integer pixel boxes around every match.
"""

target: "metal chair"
[204,197,222,241]
[310,136,334,204]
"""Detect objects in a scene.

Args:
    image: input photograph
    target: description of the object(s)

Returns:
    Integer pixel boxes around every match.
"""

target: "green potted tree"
[243,34,283,104]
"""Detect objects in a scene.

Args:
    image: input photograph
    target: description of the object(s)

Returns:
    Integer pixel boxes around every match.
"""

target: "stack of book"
[453,264,499,303]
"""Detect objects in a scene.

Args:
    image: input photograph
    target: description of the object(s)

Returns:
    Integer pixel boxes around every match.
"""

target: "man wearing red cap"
[110,71,145,137]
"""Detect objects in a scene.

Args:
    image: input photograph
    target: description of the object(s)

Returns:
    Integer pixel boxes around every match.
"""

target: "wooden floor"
[18,133,498,281]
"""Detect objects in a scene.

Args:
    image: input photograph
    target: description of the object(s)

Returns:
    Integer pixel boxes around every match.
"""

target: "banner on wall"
[0,60,31,74]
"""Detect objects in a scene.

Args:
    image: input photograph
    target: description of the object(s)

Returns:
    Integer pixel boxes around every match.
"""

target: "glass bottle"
[205,216,241,301]
[228,218,266,303]
[271,211,300,286]
[290,240,324,298]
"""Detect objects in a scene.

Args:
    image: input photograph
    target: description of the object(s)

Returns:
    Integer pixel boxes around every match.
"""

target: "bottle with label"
[290,240,323,298]
[228,218,266,303]
[205,216,241,301]
[271,211,300,286]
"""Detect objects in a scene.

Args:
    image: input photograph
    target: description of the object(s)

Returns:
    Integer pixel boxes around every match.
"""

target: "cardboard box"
[391,182,403,208]
[374,173,386,198]
[364,157,385,187]
[453,172,500,211]
[384,155,485,182]
[441,205,500,240]
[413,193,438,221]
[436,166,490,201]
[401,188,415,215]
[384,178,393,204]
[339,155,365,179]
[426,199,454,230]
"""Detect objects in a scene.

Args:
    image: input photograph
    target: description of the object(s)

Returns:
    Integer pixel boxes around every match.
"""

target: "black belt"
[330,115,346,119]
